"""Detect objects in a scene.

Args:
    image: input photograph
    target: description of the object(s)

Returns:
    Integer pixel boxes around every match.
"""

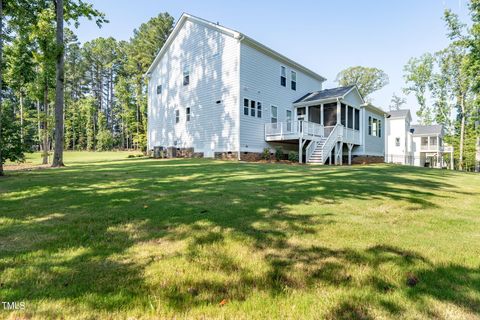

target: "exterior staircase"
[306,124,342,164]
[307,137,328,164]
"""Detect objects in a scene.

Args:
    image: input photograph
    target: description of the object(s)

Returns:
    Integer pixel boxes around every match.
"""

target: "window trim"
[257,101,262,118]
[395,137,401,147]
[271,105,278,124]
[183,65,190,86]
[243,98,249,116]
[186,107,191,122]
[243,98,262,118]
[280,66,286,87]
[290,70,297,90]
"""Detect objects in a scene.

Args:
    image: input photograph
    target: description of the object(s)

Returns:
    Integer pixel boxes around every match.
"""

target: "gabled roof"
[410,125,444,136]
[145,13,326,82]
[293,85,357,104]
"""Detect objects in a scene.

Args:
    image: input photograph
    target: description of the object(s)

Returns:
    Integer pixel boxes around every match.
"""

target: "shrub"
[275,147,283,161]
[96,130,114,151]
[262,148,271,160]
[288,151,299,162]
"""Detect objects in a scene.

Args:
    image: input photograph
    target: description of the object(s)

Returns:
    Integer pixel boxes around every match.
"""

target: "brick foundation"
[240,152,264,162]
[214,152,239,160]
[351,155,385,165]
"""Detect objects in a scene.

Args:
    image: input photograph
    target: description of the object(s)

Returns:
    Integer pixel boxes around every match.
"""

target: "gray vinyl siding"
[362,108,385,156]
[239,42,323,152]
[147,19,240,156]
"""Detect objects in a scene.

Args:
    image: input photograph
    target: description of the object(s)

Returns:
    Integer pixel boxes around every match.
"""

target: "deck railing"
[265,121,324,140]
[343,127,362,145]
[321,124,343,163]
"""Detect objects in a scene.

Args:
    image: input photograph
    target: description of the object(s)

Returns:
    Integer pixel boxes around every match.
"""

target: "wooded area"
[0,0,173,175]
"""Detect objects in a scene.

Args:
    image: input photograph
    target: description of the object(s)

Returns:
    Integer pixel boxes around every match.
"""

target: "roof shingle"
[294,85,355,104]
[410,125,443,136]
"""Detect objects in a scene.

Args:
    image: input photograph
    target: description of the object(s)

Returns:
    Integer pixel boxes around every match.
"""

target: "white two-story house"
[146,13,386,164]
[385,109,454,168]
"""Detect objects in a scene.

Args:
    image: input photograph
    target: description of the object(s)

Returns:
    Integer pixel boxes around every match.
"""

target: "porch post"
[348,143,353,165]
[334,142,338,165]
[306,106,309,123]
[339,142,343,165]
[336,100,341,125]
[320,104,324,126]
[345,104,349,129]
[299,137,302,164]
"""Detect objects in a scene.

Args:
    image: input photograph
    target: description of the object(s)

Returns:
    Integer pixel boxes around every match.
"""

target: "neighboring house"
[146,13,386,164]
[385,109,454,169]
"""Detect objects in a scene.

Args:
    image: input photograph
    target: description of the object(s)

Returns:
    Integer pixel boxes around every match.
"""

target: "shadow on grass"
[0,159,478,317]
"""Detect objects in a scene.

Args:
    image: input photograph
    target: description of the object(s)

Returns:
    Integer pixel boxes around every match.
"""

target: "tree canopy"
[335,66,389,100]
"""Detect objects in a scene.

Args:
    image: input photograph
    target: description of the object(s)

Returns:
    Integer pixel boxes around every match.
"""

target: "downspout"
[236,34,245,160]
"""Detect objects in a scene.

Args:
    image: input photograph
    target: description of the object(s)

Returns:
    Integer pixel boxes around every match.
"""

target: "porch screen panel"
[309,106,321,124]
[354,109,360,130]
[347,106,353,129]
[341,104,346,126]
[323,103,337,126]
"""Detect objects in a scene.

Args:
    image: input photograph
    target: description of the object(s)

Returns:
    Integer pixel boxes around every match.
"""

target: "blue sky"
[74,0,470,123]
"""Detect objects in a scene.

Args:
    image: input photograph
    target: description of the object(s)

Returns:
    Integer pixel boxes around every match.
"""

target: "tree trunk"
[37,100,41,150]
[19,93,24,143]
[52,0,65,167]
[0,0,4,176]
[42,84,49,165]
[109,70,114,133]
[459,99,465,171]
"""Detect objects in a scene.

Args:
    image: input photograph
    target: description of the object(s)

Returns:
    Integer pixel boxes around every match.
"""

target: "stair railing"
[321,124,343,164]
[306,140,319,162]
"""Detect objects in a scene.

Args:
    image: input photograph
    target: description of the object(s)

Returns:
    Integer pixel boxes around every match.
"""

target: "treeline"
[403,2,480,170]
[0,0,174,170]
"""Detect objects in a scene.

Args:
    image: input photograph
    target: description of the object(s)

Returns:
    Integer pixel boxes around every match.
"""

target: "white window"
[372,118,378,136]
[291,71,297,90]
[243,98,262,118]
[183,65,190,86]
[280,66,286,87]
[243,98,249,116]
[286,110,292,131]
[186,107,191,122]
[175,109,180,123]
[257,102,262,118]
[156,85,162,94]
[250,100,256,117]
[271,106,278,123]
[395,137,400,147]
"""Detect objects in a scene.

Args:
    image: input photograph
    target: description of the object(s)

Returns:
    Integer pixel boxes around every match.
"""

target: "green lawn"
[1,154,479,319]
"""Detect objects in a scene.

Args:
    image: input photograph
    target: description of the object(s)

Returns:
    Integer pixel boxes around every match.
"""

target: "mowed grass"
[0,154,479,319]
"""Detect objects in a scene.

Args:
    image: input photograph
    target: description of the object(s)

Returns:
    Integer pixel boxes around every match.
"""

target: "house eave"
[145,13,327,84]
[240,36,326,83]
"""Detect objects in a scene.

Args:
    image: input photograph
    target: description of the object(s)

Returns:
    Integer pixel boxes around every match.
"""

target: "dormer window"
[280,66,286,87]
